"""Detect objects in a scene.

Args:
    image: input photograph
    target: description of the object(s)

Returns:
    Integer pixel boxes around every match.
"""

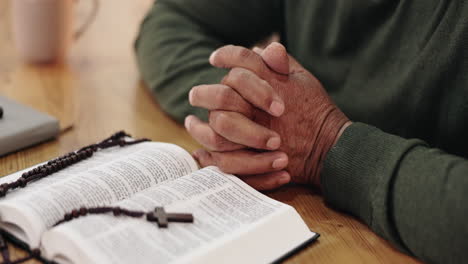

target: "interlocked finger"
[209,110,281,150]
[189,84,254,118]
[185,115,244,151]
[193,149,289,175]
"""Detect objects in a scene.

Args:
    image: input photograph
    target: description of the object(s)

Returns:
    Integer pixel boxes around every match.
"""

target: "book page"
[0,142,197,247]
[41,167,315,264]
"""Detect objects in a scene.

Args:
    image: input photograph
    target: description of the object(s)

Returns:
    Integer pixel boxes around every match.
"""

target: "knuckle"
[211,153,226,169]
[211,112,231,134]
[214,86,232,107]
[227,68,252,88]
[238,47,252,60]
[207,132,224,150]
[227,68,243,85]
[236,69,251,82]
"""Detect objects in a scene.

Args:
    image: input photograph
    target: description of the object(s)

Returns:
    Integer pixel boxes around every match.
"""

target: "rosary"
[0,131,194,264]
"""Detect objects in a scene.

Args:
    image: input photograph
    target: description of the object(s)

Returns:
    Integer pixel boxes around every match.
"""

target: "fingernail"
[209,50,218,65]
[252,47,264,54]
[278,172,291,185]
[184,116,193,130]
[266,137,281,150]
[272,157,288,169]
[188,89,194,104]
[269,100,285,117]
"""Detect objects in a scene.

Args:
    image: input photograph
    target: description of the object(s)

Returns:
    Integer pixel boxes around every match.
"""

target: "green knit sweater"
[135,1,468,263]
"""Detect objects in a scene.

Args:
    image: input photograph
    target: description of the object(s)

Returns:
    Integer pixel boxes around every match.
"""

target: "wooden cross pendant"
[148,207,194,228]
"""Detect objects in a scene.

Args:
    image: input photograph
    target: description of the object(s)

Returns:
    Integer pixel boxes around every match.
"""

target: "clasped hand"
[185,42,350,190]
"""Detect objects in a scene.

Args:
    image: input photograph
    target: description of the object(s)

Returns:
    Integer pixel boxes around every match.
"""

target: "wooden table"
[0,1,421,263]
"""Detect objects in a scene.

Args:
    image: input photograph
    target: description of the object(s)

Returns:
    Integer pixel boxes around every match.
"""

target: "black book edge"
[271,231,321,264]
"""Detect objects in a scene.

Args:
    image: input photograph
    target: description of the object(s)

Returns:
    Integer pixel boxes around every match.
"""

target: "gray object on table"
[0,96,59,156]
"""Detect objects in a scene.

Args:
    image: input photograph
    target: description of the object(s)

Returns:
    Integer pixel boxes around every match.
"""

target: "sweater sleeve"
[321,122,468,264]
[135,0,282,123]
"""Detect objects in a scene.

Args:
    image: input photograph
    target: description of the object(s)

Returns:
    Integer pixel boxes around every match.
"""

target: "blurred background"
[0,0,199,175]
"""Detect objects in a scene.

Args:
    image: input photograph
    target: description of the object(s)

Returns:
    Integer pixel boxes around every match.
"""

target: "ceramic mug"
[11,0,98,63]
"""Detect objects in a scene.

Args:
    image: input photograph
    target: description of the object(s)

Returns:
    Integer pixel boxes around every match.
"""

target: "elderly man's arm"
[135,0,282,122]
[322,123,468,264]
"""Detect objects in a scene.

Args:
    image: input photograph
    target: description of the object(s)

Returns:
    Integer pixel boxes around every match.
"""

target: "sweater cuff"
[321,122,425,243]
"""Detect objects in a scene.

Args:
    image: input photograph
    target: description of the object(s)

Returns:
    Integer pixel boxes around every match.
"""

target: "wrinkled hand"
[185,42,350,190]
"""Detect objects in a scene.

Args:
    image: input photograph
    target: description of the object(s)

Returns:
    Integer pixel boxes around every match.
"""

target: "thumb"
[260,42,289,74]
[260,42,302,75]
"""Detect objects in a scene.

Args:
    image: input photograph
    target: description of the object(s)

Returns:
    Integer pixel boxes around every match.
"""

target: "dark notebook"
[0,96,59,156]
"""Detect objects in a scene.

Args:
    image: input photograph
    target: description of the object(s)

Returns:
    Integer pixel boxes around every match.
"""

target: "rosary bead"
[113,207,121,216]
[112,131,125,140]
[72,209,79,218]
[78,152,86,159]
[79,207,88,216]
[18,178,27,188]
[0,186,7,197]
[64,213,72,221]
[86,149,93,157]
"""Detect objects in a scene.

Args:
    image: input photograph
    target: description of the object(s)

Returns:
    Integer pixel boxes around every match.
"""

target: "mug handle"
[74,0,99,40]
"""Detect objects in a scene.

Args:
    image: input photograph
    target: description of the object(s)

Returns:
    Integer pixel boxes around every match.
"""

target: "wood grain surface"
[0,1,421,263]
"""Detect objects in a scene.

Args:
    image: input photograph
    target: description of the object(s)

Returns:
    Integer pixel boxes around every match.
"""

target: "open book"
[0,142,318,264]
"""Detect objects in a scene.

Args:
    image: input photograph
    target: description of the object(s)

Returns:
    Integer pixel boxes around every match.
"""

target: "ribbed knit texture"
[321,123,426,252]
[322,123,468,264]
